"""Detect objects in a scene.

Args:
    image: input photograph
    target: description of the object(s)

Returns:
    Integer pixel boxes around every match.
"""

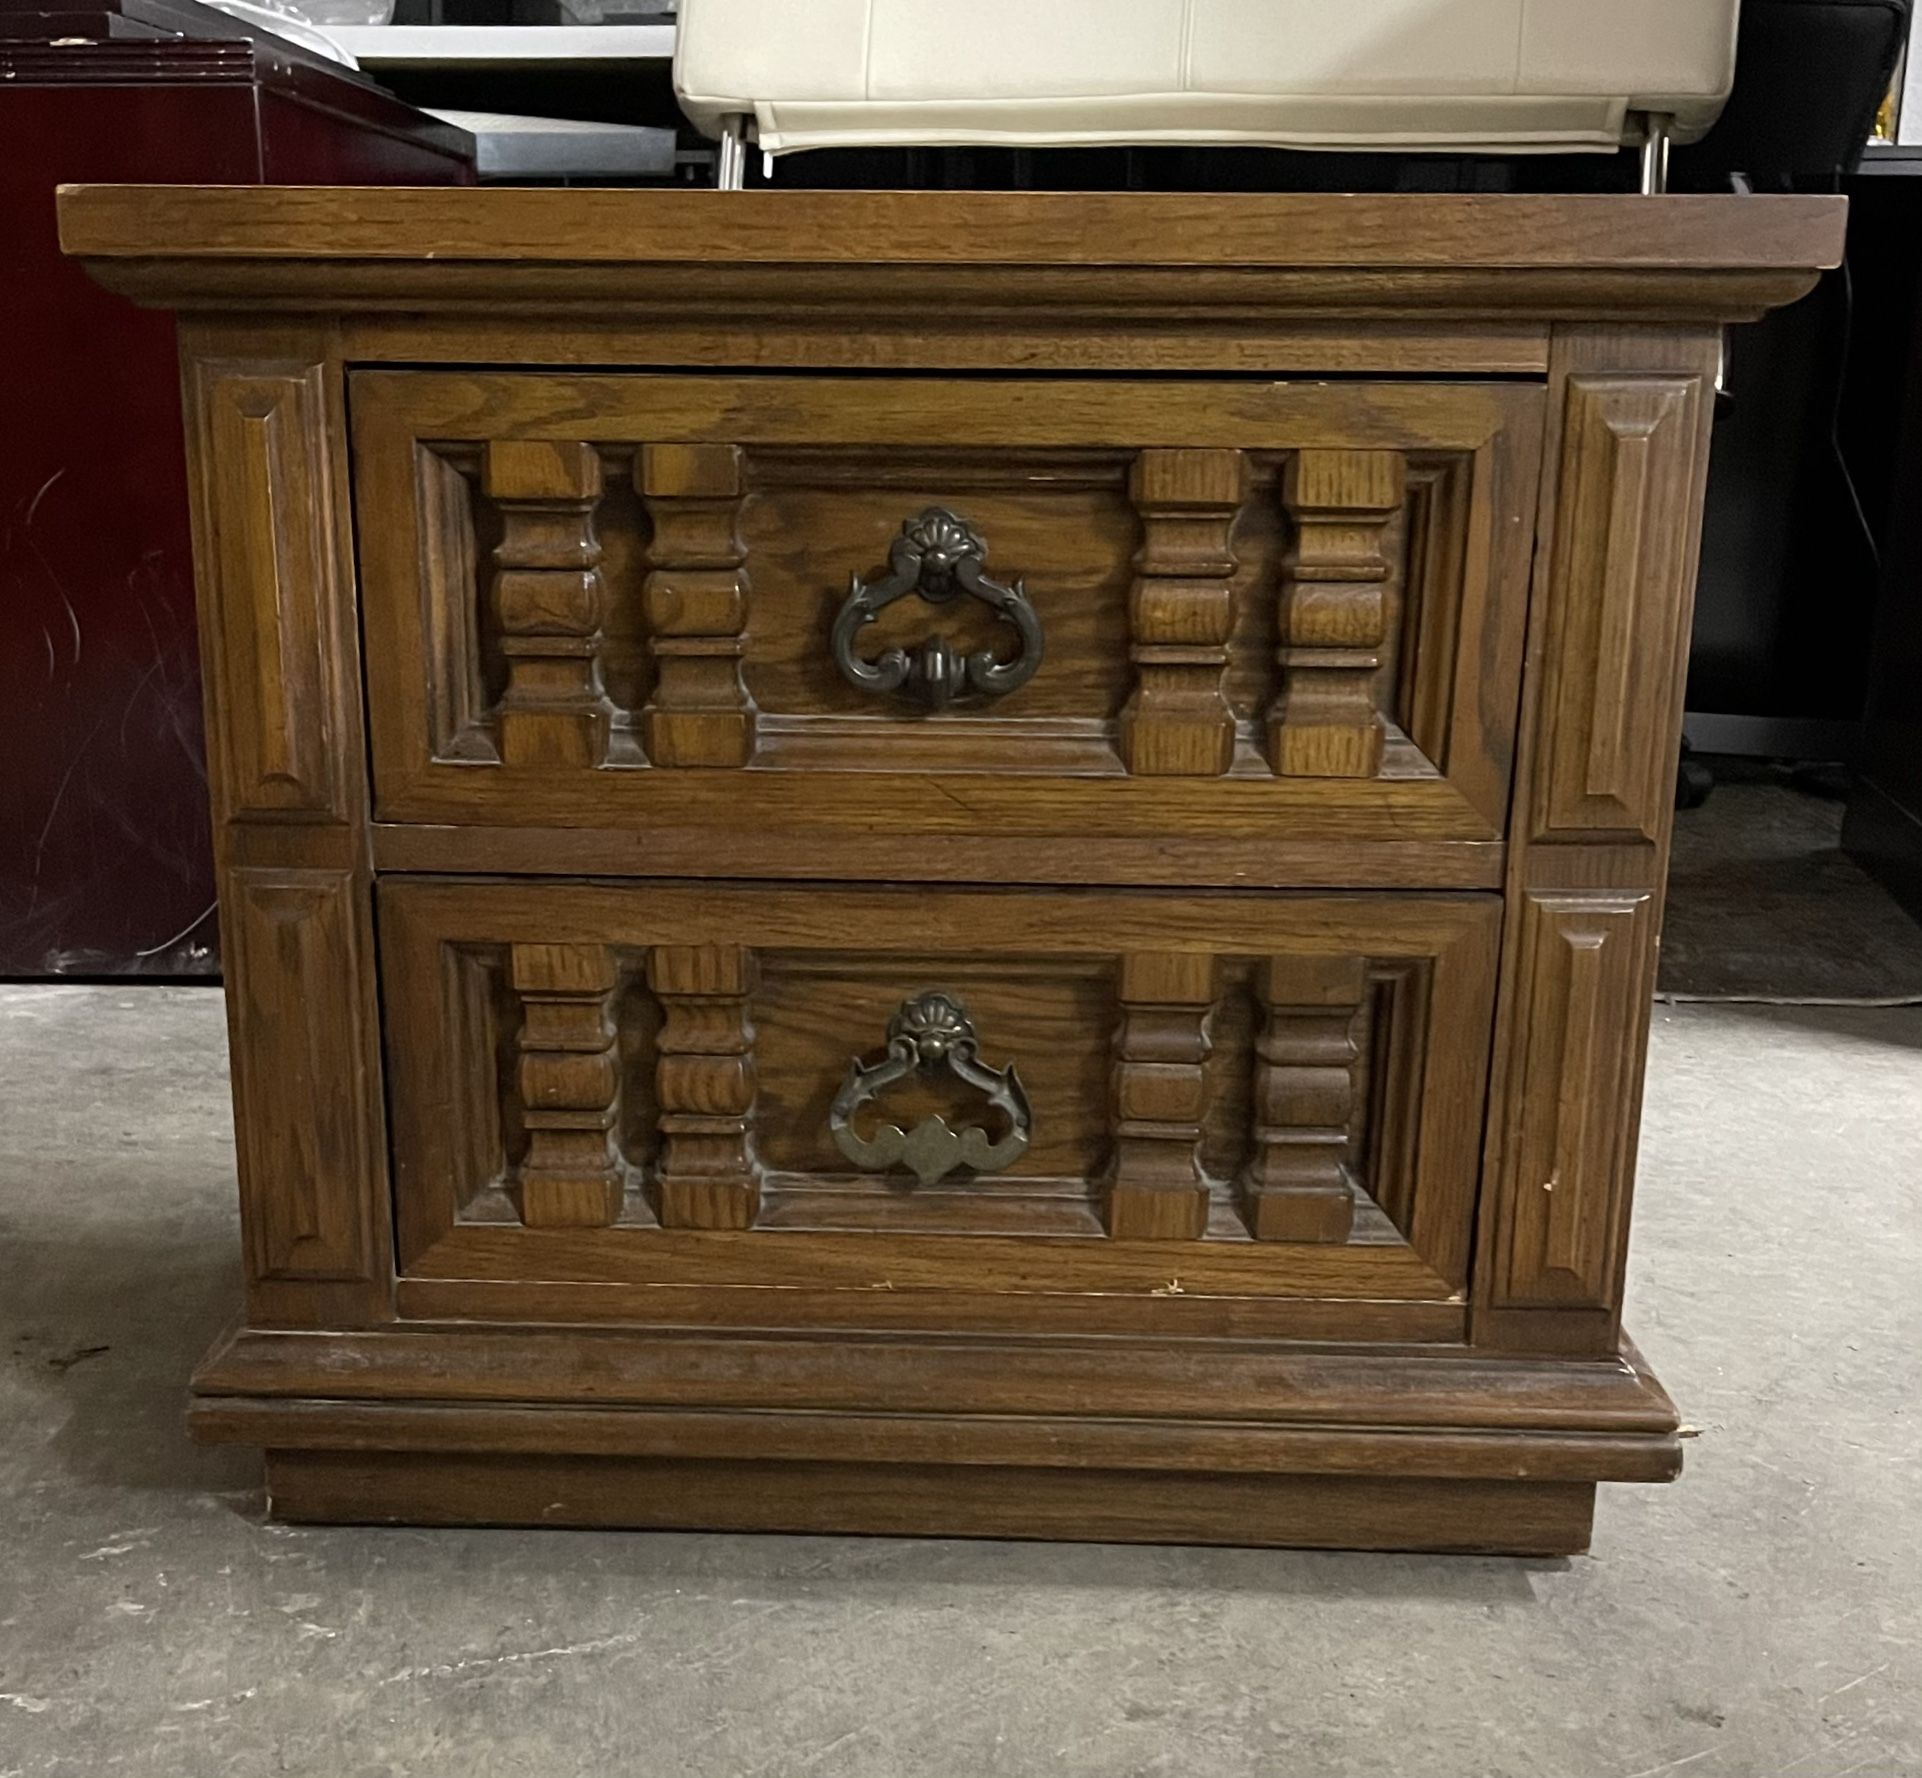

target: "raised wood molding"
[509,942,625,1228]
[1532,375,1704,841]
[1489,891,1657,1310]
[1239,955,1365,1243]
[1270,449,1406,779]
[637,442,755,768]
[193,1319,1680,1433]
[483,439,613,770]
[190,362,346,821]
[1120,447,1244,776]
[223,867,385,1295]
[217,1396,1677,1484]
[647,944,760,1230]
[1107,952,1216,1240]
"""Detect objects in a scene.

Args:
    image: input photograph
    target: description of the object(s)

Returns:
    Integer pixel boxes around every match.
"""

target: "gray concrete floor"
[0,984,1917,1778]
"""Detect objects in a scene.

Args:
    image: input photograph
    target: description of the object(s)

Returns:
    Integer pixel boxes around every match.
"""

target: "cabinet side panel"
[182,329,390,1327]
[1489,890,1657,1309]
[189,362,350,821]
[225,866,384,1286]
[1532,374,1702,843]
[1475,326,1717,1356]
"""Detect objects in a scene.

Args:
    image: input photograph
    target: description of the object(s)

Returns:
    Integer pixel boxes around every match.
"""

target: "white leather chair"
[675,0,1742,188]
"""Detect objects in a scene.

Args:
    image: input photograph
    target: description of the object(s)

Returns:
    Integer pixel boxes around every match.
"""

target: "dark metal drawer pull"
[830,508,1044,712]
[829,991,1033,1187]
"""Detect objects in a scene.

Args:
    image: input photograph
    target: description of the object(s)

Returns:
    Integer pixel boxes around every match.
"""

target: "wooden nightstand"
[62,185,1843,1552]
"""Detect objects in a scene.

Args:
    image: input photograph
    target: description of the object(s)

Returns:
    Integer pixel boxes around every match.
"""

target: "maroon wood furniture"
[1,0,470,975]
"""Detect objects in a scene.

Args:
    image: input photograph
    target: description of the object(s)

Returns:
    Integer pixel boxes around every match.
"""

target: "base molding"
[263,1449,1601,1554]
[191,1321,1679,1553]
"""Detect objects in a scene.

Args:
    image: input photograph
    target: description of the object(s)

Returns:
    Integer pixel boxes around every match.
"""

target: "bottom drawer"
[378,879,1500,1339]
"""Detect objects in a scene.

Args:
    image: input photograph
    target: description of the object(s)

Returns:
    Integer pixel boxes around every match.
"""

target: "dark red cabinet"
[1,0,472,974]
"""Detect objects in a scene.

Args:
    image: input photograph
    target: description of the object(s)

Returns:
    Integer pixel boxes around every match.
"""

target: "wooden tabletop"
[59,185,1845,271]
[57,186,1848,330]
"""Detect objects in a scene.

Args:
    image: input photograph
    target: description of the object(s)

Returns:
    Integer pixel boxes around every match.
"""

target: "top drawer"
[351,371,1543,880]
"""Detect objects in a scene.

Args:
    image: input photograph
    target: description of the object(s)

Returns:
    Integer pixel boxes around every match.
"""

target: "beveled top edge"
[59,184,1846,274]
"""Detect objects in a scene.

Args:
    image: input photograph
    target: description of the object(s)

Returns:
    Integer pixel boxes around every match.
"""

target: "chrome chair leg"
[1638,111,1673,195]
[716,113,750,191]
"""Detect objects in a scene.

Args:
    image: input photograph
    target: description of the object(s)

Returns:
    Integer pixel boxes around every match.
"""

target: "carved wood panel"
[637,443,754,767]
[1120,449,1245,776]
[225,868,384,1283]
[1487,891,1658,1310]
[377,879,1501,1314]
[1239,955,1368,1244]
[1271,450,1406,779]
[649,944,760,1229]
[189,363,348,820]
[509,941,626,1228]
[1108,951,1218,1239]
[483,440,616,770]
[1531,376,1704,842]
[350,372,1542,848]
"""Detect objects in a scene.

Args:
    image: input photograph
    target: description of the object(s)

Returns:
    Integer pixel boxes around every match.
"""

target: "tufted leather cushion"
[675,0,1742,155]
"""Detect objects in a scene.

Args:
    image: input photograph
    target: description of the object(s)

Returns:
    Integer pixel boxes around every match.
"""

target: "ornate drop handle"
[830,508,1045,712]
[829,992,1033,1188]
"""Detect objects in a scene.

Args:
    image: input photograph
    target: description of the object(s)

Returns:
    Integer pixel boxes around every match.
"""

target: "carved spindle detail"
[1239,956,1365,1243]
[510,942,625,1228]
[1121,448,1245,776]
[637,443,755,767]
[1107,952,1216,1240]
[1269,449,1405,778]
[648,944,760,1229]
[484,439,613,768]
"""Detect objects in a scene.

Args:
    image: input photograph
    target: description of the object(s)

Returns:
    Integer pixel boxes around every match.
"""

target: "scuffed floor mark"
[1817,1661,1890,1704]
[1619,1749,1719,1778]
[172,1689,256,1715]
[377,1628,651,1687]
[0,1694,51,1714]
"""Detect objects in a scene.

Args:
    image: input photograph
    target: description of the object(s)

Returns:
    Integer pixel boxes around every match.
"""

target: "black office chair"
[1673,0,1911,809]
[1681,0,1911,191]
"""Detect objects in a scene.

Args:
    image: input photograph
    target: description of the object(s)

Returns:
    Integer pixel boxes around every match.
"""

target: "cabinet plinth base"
[262,1450,1600,1554]
[191,1321,1679,1554]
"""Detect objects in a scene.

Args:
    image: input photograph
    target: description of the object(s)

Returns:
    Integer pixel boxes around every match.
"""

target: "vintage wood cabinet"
[62,186,1844,1552]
